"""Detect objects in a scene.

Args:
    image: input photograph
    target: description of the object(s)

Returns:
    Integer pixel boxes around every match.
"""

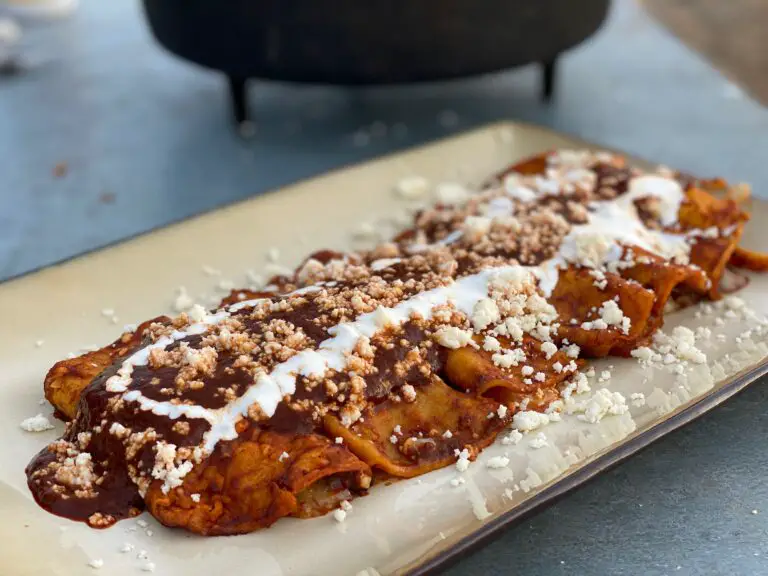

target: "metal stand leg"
[541,57,558,102]
[228,75,249,124]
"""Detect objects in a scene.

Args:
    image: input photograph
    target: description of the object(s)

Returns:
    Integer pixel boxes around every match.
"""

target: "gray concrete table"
[3,1,768,574]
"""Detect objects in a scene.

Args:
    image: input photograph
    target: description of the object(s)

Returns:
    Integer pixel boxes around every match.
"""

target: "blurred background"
[2,1,768,574]
[2,0,767,282]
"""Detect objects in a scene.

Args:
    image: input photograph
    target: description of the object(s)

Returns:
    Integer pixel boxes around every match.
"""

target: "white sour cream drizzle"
[106,169,703,461]
[536,176,690,296]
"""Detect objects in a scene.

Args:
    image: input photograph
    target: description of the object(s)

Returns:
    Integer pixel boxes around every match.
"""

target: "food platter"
[2,122,767,576]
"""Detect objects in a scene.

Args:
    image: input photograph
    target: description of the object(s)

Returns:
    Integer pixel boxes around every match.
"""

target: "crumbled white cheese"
[151,442,193,494]
[582,319,609,331]
[187,304,208,323]
[455,448,471,472]
[435,182,470,205]
[695,326,712,340]
[512,410,550,432]
[120,543,134,553]
[599,300,631,334]
[578,389,629,423]
[394,176,430,200]
[724,296,745,310]
[521,365,534,376]
[141,562,156,573]
[20,413,55,432]
[190,493,201,503]
[529,433,548,449]
[278,451,290,462]
[353,221,380,241]
[88,559,104,570]
[472,298,500,331]
[590,269,608,290]
[631,346,657,364]
[401,384,417,402]
[443,430,453,439]
[568,232,615,268]
[501,430,523,445]
[434,326,474,349]
[651,326,707,365]
[463,215,492,242]
[483,335,501,352]
[496,405,508,419]
[333,509,347,523]
[173,286,194,312]
[492,348,527,368]
[540,341,558,359]
[486,456,510,469]
[335,437,344,444]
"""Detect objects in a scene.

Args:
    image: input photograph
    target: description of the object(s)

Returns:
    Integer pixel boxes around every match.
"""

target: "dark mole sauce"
[365,322,443,401]
[25,175,537,529]
[591,162,633,199]
[25,333,215,527]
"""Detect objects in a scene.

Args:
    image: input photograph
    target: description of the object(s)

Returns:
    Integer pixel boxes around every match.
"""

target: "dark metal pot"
[141,0,610,123]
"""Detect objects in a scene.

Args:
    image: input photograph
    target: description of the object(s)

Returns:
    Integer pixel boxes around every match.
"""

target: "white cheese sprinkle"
[540,341,558,359]
[173,286,194,312]
[578,389,629,423]
[20,414,55,432]
[455,448,471,472]
[394,176,430,200]
[434,326,474,349]
[529,433,548,449]
[512,410,550,432]
[501,430,523,445]
[486,456,510,469]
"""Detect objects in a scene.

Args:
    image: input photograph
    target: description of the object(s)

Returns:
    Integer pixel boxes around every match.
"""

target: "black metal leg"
[541,57,558,102]
[228,75,249,124]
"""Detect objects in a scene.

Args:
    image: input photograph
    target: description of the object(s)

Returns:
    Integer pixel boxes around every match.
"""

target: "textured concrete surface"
[2,1,768,574]
[644,0,768,106]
